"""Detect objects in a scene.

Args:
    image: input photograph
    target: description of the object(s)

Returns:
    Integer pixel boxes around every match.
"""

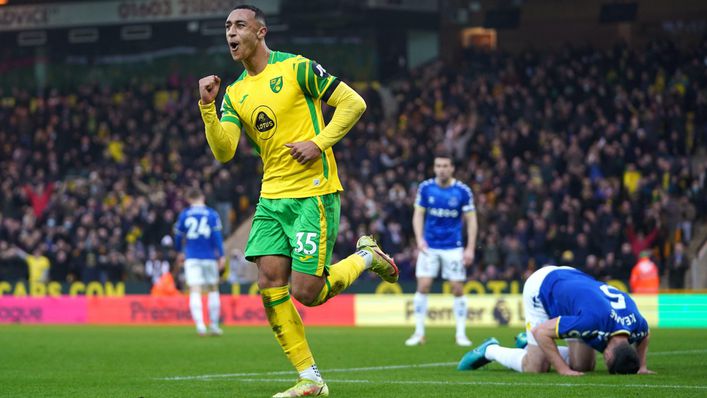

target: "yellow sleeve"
[199,100,241,163]
[310,82,366,151]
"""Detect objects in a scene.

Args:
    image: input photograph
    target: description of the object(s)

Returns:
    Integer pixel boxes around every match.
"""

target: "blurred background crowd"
[1,39,706,289]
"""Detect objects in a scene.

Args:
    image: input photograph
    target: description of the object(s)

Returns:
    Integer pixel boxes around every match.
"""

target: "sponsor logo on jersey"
[251,105,277,140]
[270,76,283,93]
[428,208,459,218]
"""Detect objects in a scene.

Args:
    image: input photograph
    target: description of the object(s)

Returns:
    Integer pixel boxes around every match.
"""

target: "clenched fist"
[199,75,221,104]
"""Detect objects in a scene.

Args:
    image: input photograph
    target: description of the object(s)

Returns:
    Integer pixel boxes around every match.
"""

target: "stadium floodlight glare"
[187,21,199,33]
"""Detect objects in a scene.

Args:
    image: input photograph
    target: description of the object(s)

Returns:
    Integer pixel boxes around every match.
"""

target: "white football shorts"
[523,265,575,345]
[184,258,219,287]
[415,247,466,281]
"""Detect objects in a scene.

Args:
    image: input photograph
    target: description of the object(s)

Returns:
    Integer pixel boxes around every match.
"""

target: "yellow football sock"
[312,254,366,305]
[261,285,315,372]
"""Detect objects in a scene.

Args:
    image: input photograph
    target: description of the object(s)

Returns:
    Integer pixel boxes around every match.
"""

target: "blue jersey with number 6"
[538,268,649,352]
[174,205,224,260]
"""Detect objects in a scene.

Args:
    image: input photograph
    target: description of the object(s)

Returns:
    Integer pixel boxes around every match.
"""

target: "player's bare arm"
[533,318,584,376]
[412,206,428,252]
[463,211,477,266]
[199,75,221,104]
[636,334,656,374]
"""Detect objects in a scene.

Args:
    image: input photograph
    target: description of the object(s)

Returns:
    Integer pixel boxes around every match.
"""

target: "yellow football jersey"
[220,51,343,199]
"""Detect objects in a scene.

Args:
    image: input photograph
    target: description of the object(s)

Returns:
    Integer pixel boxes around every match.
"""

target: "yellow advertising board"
[355,294,526,327]
[632,295,658,326]
[355,294,660,327]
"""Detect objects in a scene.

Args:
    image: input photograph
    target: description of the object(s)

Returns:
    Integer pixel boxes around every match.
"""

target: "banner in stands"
[0,0,280,32]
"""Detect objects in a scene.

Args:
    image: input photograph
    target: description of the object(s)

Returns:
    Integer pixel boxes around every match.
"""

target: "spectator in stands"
[630,252,660,294]
[0,39,705,288]
[667,242,690,289]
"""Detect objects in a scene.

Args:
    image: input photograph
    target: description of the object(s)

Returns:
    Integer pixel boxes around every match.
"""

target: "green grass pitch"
[0,325,705,397]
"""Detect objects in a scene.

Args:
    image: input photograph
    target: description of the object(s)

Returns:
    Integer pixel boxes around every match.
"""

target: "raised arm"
[198,75,242,163]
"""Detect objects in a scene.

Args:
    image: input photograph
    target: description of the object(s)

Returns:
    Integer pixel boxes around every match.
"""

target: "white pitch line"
[157,348,707,382]
[158,362,457,381]
[225,378,707,390]
[649,348,707,356]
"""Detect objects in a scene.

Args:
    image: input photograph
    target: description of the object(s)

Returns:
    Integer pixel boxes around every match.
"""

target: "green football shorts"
[245,192,340,276]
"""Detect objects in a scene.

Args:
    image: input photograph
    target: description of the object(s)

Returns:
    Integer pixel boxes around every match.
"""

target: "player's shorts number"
[295,232,317,255]
[599,285,626,309]
[185,216,211,238]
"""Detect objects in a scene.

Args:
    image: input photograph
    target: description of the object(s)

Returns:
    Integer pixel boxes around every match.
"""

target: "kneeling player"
[458,266,655,375]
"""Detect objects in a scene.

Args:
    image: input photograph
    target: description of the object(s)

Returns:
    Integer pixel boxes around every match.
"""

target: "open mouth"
[229,42,239,52]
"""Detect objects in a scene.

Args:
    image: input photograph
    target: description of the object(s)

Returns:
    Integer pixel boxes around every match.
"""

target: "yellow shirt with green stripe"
[216,51,345,199]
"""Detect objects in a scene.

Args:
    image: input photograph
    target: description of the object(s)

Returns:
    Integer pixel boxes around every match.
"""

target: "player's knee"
[571,355,596,372]
[450,284,464,296]
[258,273,288,289]
[290,288,318,307]
[522,350,551,373]
[572,361,595,372]
[416,280,433,294]
[522,361,551,373]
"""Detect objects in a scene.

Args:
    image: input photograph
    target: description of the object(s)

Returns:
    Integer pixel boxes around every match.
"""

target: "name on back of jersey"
[610,310,637,326]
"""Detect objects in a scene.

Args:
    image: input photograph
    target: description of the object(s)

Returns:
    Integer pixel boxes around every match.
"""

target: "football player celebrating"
[197,4,398,397]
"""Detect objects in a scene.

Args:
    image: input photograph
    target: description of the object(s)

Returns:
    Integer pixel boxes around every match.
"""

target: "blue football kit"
[538,268,649,352]
[174,205,224,260]
[415,178,475,249]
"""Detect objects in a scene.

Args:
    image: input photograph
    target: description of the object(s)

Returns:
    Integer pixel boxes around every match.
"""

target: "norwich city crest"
[270,76,283,93]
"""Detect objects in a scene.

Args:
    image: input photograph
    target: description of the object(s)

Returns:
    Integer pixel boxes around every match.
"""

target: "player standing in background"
[406,152,477,347]
[458,266,655,375]
[197,5,398,397]
[174,187,225,336]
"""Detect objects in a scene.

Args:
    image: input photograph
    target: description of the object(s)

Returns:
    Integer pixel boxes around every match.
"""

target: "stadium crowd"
[1,39,706,289]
